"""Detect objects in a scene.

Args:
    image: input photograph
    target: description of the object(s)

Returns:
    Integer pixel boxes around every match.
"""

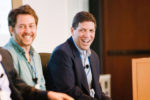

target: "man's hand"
[47,91,74,100]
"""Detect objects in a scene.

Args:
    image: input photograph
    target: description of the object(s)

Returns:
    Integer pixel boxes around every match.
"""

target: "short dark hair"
[8,4,38,28]
[72,11,96,29]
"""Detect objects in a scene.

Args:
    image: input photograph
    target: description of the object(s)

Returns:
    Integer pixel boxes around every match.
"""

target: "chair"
[132,57,150,100]
[39,53,51,89]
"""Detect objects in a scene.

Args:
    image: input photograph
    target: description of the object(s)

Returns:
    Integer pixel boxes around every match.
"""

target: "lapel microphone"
[85,65,89,69]
[32,78,38,83]
[0,73,4,78]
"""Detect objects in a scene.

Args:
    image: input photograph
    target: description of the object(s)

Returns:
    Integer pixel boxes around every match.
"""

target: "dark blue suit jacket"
[47,37,111,100]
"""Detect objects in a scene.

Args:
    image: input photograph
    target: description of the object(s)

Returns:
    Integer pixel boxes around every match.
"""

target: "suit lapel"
[89,54,97,89]
[68,37,90,94]
[74,56,90,93]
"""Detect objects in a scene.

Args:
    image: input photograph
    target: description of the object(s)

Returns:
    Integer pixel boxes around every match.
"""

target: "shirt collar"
[10,38,35,55]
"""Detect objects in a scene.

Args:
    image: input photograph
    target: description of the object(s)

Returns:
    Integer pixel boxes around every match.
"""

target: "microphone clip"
[0,73,4,78]
[84,65,89,69]
[33,78,38,83]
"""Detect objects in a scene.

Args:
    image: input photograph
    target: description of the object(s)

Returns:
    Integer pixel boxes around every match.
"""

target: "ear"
[70,27,74,35]
[9,26,14,36]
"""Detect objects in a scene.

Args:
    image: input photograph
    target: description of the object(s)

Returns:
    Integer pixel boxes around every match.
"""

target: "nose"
[84,31,90,37]
[25,26,31,34]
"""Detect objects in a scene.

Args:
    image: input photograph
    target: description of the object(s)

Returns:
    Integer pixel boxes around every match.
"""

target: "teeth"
[25,36,31,39]
[82,40,89,43]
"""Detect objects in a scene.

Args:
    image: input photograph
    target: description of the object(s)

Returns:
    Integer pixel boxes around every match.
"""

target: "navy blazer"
[47,37,111,100]
[0,47,48,100]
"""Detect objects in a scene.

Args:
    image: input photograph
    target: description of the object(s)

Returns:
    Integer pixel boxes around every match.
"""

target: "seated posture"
[0,47,74,100]
[4,5,45,90]
[47,11,111,100]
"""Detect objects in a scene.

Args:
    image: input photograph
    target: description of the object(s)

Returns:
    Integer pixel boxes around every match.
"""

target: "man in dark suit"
[0,47,74,100]
[47,11,111,100]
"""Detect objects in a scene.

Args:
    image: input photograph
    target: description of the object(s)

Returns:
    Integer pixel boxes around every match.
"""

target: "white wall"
[0,0,11,46]
[23,0,89,53]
